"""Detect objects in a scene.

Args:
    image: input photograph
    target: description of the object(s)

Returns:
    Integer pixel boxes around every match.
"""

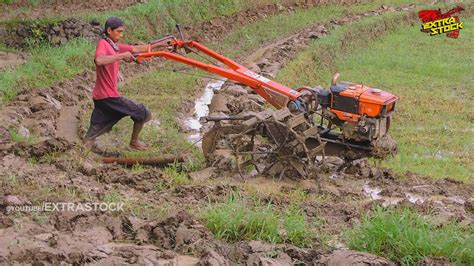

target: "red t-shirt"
[92,39,134,100]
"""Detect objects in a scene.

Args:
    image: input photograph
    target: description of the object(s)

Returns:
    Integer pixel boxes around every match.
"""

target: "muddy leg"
[129,113,151,150]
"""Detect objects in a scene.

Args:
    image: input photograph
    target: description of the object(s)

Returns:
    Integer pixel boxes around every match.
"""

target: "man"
[84,16,167,150]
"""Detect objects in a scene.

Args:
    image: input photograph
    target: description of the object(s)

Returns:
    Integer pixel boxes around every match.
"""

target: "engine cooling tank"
[318,90,331,108]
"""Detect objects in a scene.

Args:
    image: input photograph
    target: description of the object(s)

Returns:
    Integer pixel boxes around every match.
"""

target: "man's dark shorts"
[84,97,151,140]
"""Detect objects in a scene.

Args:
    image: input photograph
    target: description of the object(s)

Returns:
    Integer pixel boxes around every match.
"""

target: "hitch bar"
[201,116,253,122]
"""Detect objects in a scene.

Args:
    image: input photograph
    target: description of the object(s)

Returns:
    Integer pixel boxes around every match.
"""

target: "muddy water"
[363,183,382,200]
[184,80,226,144]
[363,183,429,207]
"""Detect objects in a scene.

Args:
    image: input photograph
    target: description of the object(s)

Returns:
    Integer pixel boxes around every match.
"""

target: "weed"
[8,128,36,144]
[164,165,188,186]
[103,191,123,204]
[27,157,38,166]
[83,0,287,42]
[181,149,207,173]
[200,195,317,246]
[38,152,58,164]
[344,207,474,265]
[153,180,167,192]
[5,174,18,185]
[287,189,309,203]
[200,195,280,243]
[283,205,313,247]
[131,163,146,172]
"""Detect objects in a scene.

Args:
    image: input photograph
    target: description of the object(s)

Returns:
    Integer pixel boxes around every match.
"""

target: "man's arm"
[131,39,170,54]
[95,52,134,65]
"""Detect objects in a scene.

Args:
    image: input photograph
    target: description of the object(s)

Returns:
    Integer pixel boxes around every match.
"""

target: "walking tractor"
[134,26,398,177]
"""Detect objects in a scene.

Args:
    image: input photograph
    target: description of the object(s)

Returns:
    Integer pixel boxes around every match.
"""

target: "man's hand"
[121,52,135,63]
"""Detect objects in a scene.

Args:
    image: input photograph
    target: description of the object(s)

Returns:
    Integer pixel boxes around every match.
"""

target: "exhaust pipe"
[331,72,340,86]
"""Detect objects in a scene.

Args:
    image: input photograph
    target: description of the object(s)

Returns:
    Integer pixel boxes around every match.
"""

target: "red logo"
[418,6,464,38]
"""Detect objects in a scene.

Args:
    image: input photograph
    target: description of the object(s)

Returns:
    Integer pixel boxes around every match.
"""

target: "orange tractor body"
[135,34,397,152]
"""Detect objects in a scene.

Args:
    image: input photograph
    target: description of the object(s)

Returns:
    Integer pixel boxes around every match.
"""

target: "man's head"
[104,16,124,42]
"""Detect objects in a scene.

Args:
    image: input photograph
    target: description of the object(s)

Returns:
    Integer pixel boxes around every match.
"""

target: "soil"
[0,51,27,70]
[1,2,473,265]
[0,0,144,22]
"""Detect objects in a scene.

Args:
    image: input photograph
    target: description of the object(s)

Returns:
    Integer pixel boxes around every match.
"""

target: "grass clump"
[200,195,280,243]
[200,195,317,247]
[8,128,36,144]
[344,207,474,265]
[163,165,189,186]
[0,38,94,104]
[283,205,314,247]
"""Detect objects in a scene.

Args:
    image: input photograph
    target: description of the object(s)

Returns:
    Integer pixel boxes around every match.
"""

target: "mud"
[0,210,207,265]
[2,18,103,48]
[1,2,473,265]
[0,0,144,22]
[56,104,83,143]
[319,250,394,265]
[0,51,27,70]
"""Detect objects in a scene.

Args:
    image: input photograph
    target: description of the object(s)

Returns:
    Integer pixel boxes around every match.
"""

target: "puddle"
[363,183,428,206]
[363,183,382,200]
[184,79,226,144]
[406,193,425,204]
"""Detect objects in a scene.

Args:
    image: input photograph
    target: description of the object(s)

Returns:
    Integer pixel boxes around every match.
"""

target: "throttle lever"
[176,24,192,54]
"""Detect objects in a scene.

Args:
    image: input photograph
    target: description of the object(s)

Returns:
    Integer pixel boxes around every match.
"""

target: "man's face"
[107,26,124,42]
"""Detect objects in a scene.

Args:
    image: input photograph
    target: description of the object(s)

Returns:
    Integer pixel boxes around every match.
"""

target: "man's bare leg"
[129,121,150,150]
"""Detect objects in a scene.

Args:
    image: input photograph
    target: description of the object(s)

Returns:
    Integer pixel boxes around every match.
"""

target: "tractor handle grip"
[175,24,192,54]
[176,24,185,40]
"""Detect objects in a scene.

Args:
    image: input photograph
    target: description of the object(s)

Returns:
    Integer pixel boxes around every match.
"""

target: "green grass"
[200,195,318,247]
[200,195,280,243]
[163,165,189,186]
[276,7,473,182]
[283,205,315,247]
[8,128,36,144]
[0,38,94,104]
[344,207,474,265]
